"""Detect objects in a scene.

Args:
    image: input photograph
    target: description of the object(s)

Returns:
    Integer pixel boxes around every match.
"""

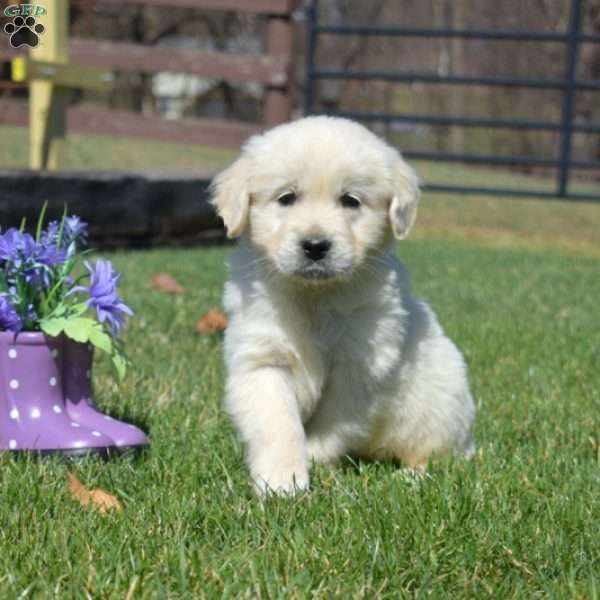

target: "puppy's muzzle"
[301,238,331,262]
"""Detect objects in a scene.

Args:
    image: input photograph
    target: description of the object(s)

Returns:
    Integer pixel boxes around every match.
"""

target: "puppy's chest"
[309,304,405,386]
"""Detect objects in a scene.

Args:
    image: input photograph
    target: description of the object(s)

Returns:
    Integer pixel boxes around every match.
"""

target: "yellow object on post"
[28,0,68,170]
[12,58,113,92]
[10,0,112,170]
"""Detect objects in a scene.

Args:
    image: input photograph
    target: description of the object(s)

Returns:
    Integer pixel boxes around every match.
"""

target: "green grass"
[414,193,600,258]
[0,125,235,174]
[1,239,600,598]
[1,124,599,596]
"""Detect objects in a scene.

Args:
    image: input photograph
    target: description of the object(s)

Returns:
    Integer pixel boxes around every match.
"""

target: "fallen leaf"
[151,272,185,294]
[196,309,228,334]
[68,472,122,514]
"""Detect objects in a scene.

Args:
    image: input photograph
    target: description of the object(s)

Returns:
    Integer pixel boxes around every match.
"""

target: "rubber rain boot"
[62,338,149,452]
[0,331,115,455]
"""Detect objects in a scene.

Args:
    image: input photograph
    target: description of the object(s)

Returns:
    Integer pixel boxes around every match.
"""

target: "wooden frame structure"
[0,0,296,169]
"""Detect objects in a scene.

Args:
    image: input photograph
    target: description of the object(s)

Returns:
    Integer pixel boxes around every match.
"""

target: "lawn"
[1,234,599,598]
[1,124,600,597]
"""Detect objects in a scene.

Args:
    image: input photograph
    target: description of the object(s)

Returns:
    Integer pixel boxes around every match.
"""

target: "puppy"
[211,116,475,494]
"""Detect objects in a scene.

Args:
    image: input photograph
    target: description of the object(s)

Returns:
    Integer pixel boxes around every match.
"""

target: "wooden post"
[264,4,295,127]
[29,0,69,170]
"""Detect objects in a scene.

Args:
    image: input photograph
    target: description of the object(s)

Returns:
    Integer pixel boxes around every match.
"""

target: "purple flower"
[0,228,62,265]
[40,217,88,256]
[1,226,66,290]
[0,231,16,263]
[0,229,36,264]
[36,243,66,269]
[0,294,22,332]
[71,260,133,337]
[64,216,88,248]
[40,221,60,246]
[0,229,20,262]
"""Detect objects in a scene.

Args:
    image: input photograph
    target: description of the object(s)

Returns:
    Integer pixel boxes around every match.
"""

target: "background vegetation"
[1,223,599,597]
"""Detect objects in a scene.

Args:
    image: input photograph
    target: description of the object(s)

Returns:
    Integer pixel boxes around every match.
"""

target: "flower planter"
[0,331,148,455]
[1,213,145,457]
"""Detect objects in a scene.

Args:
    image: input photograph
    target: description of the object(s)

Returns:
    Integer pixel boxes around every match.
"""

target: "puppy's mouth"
[294,263,337,280]
[291,261,353,283]
[274,241,354,283]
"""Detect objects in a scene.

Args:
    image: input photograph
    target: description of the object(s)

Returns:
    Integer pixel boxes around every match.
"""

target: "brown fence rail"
[93,0,296,14]
[0,99,261,147]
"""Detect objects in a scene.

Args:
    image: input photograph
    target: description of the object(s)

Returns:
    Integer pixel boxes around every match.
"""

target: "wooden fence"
[0,0,296,168]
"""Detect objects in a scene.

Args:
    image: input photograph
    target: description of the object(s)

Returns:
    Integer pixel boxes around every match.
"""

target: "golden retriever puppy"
[211,116,475,495]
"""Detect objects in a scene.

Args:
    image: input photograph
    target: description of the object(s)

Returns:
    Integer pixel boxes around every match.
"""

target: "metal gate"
[304,0,600,202]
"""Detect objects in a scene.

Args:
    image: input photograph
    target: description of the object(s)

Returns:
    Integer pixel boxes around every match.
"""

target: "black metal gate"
[304,0,600,202]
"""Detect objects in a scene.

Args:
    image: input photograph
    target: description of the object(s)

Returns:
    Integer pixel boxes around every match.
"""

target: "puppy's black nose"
[301,238,331,261]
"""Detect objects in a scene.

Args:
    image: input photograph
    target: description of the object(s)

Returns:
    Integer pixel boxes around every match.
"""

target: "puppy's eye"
[277,191,297,206]
[340,193,361,209]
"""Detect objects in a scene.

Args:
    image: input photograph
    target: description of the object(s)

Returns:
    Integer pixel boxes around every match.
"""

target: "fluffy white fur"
[211,116,475,495]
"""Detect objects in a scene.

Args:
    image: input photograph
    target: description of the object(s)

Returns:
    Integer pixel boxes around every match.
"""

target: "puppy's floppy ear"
[210,157,250,239]
[388,151,420,240]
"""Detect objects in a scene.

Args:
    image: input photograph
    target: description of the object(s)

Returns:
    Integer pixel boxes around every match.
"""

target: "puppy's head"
[211,116,419,283]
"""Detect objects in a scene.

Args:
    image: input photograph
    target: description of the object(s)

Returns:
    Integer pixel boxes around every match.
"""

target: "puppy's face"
[211,117,420,283]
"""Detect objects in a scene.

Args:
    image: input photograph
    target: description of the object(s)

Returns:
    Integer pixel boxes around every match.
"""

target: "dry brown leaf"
[68,472,122,514]
[196,309,228,334]
[151,272,185,294]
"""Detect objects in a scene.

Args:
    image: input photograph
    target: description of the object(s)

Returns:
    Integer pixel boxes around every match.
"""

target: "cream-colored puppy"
[211,116,475,495]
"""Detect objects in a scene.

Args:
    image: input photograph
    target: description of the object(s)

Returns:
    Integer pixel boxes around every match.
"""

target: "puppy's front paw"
[251,464,309,496]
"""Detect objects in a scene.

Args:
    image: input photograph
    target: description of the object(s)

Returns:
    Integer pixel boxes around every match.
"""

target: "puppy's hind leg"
[226,366,309,496]
[458,434,476,460]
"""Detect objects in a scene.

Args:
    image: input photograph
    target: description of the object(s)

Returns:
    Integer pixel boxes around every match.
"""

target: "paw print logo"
[4,16,45,48]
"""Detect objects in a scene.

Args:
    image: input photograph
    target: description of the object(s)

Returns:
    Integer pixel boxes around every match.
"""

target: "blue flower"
[64,216,88,248]
[0,294,22,332]
[40,221,60,246]
[0,215,133,344]
[1,227,66,290]
[0,228,19,262]
[71,260,133,337]
[0,228,35,264]
[0,230,16,262]
[36,242,66,269]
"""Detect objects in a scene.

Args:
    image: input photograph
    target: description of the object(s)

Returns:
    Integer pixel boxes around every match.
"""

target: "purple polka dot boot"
[63,338,149,452]
[0,331,115,456]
